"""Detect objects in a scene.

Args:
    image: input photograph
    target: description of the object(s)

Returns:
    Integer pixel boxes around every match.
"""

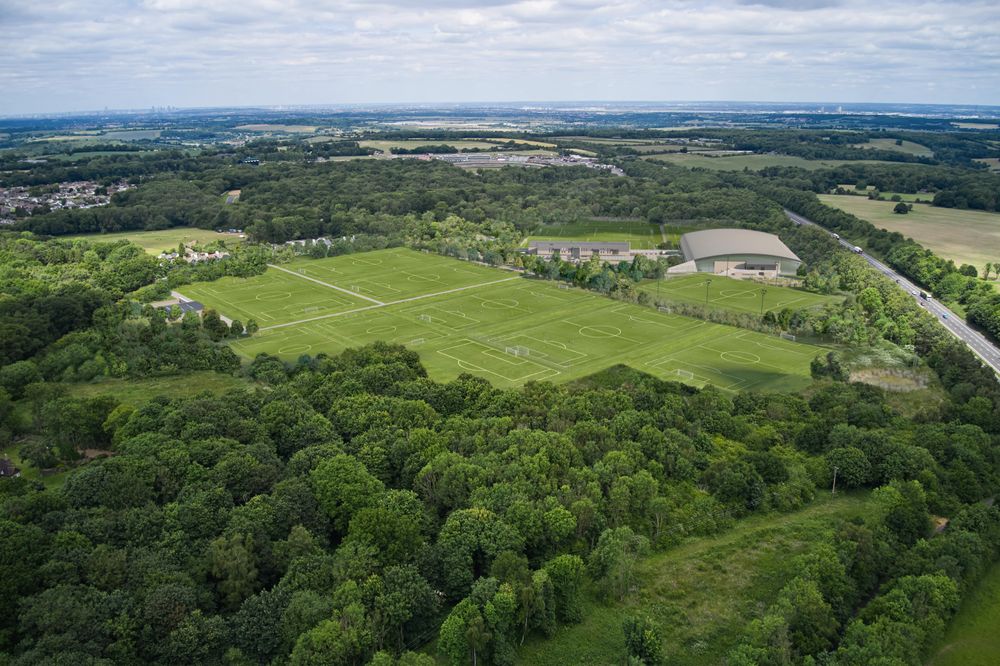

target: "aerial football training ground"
[182,248,827,391]
[639,273,838,315]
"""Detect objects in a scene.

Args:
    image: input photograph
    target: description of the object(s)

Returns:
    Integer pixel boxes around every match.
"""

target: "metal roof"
[680,229,800,263]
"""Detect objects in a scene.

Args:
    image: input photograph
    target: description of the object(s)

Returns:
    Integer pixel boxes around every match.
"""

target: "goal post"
[779,332,796,342]
[558,283,571,290]
[658,306,672,314]
[409,338,425,345]
[505,345,530,357]
[418,314,433,323]
[675,368,694,380]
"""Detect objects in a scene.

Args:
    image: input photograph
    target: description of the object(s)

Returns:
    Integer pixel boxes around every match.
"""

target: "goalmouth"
[675,368,694,380]
[505,345,530,357]
[779,332,796,342]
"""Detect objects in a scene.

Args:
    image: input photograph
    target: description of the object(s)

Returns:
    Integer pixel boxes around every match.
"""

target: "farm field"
[183,248,827,391]
[63,228,242,254]
[974,157,1000,172]
[639,273,839,315]
[527,219,664,250]
[236,124,319,132]
[854,137,933,157]
[642,153,895,171]
[927,561,1000,666]
[817,194,1000,269]
[518,491,874,666]
[358,139,542,152]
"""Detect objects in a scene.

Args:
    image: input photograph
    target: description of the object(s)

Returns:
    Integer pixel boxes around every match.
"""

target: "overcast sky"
[2,0,999,114]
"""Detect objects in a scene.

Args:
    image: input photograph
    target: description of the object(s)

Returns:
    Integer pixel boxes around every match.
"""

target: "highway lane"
[784,209,1000,376]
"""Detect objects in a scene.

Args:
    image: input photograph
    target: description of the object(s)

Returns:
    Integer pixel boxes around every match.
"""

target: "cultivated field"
[854,138,933,157]
[640,273,839,315]
[358,139,551,153]
[642,153,897,171]
[64,228,243,254]
[527,220,664,250]
[235,124,319,133]
[817,194,1000,269]
[928,562,1000,666]
[182,248,826,391]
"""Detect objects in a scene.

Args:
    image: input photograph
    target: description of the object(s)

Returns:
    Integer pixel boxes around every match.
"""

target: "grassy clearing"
[873,191,937,203]
[854,138,933,157]
[518,491,874,666]
[42,150,149,162]
[952,122,1000,130]
[186,249,827,391]
[817,195,1000,269]
[642,153,898,171]
[974,157,1000,172]
[527,220,664,250]
[927,561,1000,666]
[639,273,839,315]
[67,372,250,405]
[99,129,162,140]
[0,443,69,491]
[62,228,243,254]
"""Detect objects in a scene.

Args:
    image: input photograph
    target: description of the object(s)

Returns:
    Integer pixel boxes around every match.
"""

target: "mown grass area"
[67,371,250,405]
[854,138,933,157]
[817,194,1000,270]
[0,442,69,491]
[642,153,899,171]
[185,248,827,391]
[526,219,664,250]
[927,561,1000,666]
[62,228,243,254]
[639,273,840,315]
[518,491,874,666]
[358,139,548,153]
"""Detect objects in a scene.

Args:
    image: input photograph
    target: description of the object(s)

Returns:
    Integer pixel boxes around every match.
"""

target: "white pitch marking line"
[268,263,385,305]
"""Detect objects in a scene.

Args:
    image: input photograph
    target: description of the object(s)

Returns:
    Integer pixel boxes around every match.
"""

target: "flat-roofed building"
[525,240,631,262]
[668,229,801,278]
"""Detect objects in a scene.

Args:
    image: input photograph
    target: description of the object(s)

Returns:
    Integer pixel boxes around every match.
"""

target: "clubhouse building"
[669,229,801,278]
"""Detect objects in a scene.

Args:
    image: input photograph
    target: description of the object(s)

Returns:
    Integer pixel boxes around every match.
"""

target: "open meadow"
[358,138,553,152]
[526,219,664,249]
[181,248,828,391]
[639,273,840,315]
[518,491,874,666]
[64,228,242,254]
[817,194,1000,270]
[854,138,933,157]
[927,561,1000,666]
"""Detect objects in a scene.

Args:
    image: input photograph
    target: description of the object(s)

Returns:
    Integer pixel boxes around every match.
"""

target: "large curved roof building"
[670,228,801,278]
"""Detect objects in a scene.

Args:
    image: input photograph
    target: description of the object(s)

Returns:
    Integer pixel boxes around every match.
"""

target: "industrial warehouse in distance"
[525,228,801,279]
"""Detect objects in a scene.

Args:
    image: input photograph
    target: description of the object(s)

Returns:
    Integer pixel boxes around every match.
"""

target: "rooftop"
[680,229,800,263]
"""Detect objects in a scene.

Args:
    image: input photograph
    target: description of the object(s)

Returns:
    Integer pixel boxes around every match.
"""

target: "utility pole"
[760,287,767,315]
[831,466,839,495]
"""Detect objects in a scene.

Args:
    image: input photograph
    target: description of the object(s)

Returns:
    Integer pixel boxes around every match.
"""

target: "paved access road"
[784,209,1000,376]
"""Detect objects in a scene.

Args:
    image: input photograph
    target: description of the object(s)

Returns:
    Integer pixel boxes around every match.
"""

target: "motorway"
[784,209,1000,376]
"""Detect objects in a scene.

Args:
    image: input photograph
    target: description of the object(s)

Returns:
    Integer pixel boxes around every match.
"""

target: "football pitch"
[639,274,839,315]
[181,248,828,391]
[527,220,663,250]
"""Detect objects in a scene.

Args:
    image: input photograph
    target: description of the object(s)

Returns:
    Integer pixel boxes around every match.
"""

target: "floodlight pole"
[760,287,767,315]
[705,279,712,305]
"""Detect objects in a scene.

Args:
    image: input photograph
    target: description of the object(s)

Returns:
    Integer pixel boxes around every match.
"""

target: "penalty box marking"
[437,340,560,383]
[499,335,589,367]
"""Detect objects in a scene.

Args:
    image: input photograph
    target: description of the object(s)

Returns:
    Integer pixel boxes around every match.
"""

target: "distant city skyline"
[2,0,999,115]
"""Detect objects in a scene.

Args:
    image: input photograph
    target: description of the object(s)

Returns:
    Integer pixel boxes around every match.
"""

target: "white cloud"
[0,0,997,113]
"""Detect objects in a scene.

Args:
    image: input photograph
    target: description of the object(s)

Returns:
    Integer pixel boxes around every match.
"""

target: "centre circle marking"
[579,325,622,338]
[720,351,761,364]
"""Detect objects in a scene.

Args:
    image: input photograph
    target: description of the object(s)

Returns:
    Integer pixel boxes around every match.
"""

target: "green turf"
[0,442,69,491]
[518,491,874,666]
[63,228,243,255]
[639,273,839,315]
[527,220,665,250]
[817,194,1000,270]
[184,249,827,391]
[927,562,1000,666]
[67,372,250,405]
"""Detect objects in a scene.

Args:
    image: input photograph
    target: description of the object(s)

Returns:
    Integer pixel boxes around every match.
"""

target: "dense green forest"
[3,124,1000,664]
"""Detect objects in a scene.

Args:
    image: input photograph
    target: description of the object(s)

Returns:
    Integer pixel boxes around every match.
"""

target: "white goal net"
[409,338,425,345]
[780,332,796,342]
[558,283,571,290]
[658,306,672,314]
[418,314,433,323]
[675,369,694,380]
[505,346,530,357]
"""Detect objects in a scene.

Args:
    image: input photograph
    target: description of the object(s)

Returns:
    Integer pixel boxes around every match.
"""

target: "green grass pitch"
[527,219,664,250]
[639,273,839,315]
[181,248,829,391]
